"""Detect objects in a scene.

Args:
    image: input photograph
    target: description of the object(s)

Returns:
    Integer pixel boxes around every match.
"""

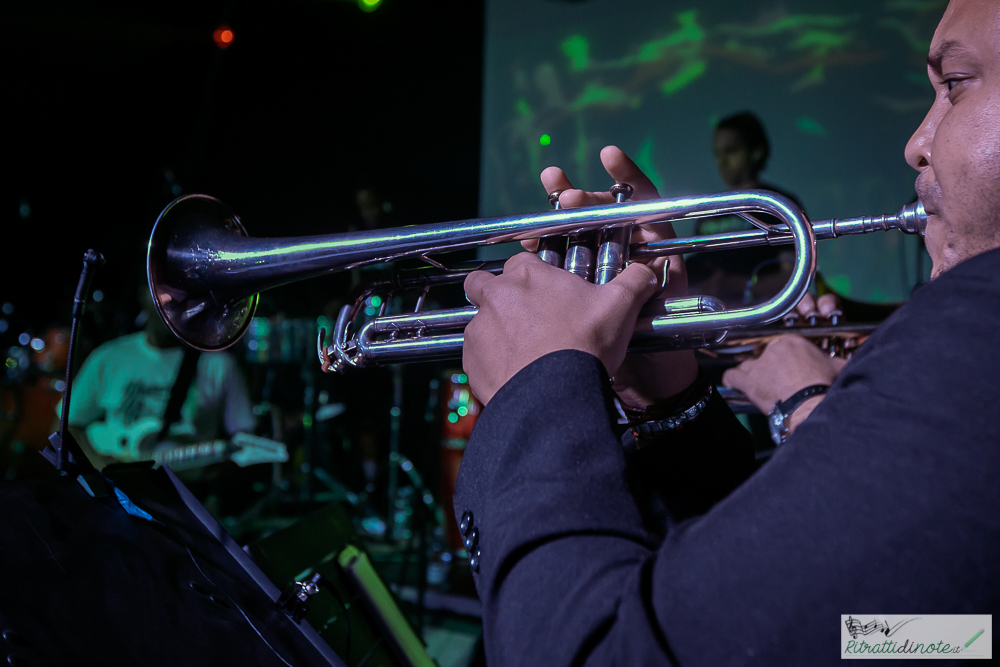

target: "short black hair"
[715,111,770,174]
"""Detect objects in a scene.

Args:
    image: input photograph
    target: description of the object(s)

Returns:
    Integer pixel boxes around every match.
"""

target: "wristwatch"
[767,384,829,446]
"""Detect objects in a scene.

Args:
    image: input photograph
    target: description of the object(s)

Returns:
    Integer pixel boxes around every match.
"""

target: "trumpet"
[146,190,925,373]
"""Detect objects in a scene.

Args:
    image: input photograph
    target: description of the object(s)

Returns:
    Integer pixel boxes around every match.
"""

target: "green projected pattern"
[481,0,946,301]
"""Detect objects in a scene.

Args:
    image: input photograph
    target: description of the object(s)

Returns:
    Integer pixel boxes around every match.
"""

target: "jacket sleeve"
[453,252,1000,666]
[624,383,758,532]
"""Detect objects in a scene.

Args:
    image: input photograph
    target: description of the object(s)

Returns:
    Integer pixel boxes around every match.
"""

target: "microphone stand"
[41,249,105,481]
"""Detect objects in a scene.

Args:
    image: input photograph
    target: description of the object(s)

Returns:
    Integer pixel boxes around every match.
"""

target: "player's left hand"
[722,334,847,432]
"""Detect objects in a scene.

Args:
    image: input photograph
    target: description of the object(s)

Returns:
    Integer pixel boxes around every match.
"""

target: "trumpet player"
[454,0,1000,664]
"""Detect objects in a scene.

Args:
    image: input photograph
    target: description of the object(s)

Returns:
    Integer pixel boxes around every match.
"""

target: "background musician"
[687,112,806,306]
[452,0,1000,663]
[67,283,255,469]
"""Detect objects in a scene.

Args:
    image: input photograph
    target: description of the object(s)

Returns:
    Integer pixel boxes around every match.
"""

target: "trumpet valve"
[594,183,635,285]
[537,191,567,267]
[595,226,632,285]
[537,236,567,268]
[565,232,598,281]
[610,183,634,203]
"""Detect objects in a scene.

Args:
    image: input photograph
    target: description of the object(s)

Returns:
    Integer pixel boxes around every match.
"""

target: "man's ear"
[751,149,764,169]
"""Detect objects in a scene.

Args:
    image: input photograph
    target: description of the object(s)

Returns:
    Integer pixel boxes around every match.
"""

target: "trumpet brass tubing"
[719,323,880,342]
[629,201,926,260]
[154,190,812,305]
[149,191,923,368]
[356,307,475,365]
[335,201,923,368]
[326,190,815,369]
[347,297,731,366]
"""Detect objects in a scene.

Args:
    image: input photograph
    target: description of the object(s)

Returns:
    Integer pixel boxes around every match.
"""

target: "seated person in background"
[688,111,805,305]
[68,284,254,470]
[453,1,999,663]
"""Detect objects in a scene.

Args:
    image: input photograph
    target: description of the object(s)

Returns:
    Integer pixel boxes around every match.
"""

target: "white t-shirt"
[68,332,254,458]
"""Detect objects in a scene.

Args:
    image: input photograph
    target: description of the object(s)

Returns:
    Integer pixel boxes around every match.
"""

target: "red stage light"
[213,26,234,49]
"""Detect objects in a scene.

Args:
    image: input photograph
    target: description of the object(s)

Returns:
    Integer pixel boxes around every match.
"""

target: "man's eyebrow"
[927,40,974,71]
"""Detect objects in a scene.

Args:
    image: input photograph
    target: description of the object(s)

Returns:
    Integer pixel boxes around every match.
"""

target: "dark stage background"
[4,0,485,329]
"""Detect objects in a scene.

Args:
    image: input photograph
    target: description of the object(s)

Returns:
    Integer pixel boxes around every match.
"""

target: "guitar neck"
[153,440,230,470]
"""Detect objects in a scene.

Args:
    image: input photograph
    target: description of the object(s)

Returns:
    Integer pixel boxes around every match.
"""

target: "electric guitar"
[86,417,288,470]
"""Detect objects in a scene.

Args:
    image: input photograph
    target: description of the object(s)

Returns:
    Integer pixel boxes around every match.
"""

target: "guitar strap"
[156,348,202,444]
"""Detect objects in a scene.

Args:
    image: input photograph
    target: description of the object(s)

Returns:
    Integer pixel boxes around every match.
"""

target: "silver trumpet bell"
[146,191,925,372]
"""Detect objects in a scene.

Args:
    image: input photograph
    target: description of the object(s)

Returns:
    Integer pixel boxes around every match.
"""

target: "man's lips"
[916,195,940,217]
[914,176,941,217]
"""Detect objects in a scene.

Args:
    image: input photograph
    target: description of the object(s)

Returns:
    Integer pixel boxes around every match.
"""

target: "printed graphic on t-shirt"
[118,381,171,425]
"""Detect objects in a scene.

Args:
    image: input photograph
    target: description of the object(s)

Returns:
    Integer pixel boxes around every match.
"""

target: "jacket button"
[464,527,478,552]
[469,548,481,573]
[459,511,473,536]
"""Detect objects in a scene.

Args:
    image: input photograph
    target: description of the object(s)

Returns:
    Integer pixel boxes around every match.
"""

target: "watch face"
[768,407,787,445]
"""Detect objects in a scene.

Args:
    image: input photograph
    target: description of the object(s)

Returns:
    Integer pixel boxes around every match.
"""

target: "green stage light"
[359,0,381,12]
[539,134,551,146]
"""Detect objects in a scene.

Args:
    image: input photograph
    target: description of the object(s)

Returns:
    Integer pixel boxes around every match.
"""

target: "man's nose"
[905,101,938,171]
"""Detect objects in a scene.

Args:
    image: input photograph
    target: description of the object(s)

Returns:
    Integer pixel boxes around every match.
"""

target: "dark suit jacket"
[453,247,1000,666]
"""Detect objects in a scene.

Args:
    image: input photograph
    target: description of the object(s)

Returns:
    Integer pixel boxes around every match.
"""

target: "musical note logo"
[844,616,921,639]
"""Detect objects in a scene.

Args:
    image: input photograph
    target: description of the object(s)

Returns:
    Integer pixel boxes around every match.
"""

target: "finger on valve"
[463,270,496,307]
[817,293,841,319]
[794,293,817,318]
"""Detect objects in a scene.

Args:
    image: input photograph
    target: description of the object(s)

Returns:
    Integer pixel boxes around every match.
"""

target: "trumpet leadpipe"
[628,201,926,260]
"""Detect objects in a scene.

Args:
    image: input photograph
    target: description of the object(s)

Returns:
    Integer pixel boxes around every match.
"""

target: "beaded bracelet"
[619,375,714,452]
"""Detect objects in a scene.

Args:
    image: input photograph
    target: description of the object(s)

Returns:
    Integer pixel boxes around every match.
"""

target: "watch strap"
[768,384,829,446]
[775,384,830,416]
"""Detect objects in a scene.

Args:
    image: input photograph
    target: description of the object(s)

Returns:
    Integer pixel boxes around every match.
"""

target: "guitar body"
[87,417,162,462]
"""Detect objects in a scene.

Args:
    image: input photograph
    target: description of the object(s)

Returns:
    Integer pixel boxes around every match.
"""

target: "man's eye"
[943,78,967,103]
[944,76,971,94]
